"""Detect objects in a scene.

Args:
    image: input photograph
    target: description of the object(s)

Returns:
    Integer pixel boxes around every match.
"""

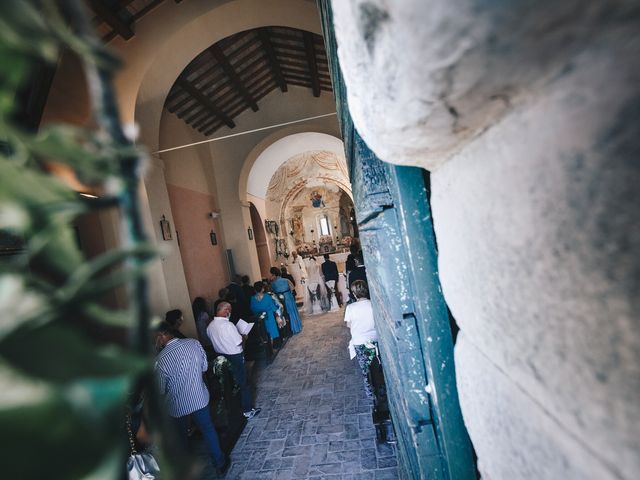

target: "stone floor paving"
[225,307,399,480]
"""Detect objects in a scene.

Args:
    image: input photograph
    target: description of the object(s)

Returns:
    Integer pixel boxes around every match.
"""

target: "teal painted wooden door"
[317,2,476,479]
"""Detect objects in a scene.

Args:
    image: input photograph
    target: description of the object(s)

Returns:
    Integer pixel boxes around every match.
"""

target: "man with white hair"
[207,302,261,420]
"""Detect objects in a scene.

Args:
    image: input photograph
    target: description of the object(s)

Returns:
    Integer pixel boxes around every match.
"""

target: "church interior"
[0,1,638,480]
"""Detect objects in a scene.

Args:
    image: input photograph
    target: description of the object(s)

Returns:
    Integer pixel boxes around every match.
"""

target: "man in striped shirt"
[155,322,229,474]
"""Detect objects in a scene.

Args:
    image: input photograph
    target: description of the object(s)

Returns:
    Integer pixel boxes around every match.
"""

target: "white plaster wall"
[247,132,345,199]
[433,48,640,478]
[142,157,195,335]
[331,1,640,479]
[331,0,639,169]
[160,113,220,198]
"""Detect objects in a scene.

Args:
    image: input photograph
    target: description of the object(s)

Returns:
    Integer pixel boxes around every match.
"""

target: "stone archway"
[124,1,333,315]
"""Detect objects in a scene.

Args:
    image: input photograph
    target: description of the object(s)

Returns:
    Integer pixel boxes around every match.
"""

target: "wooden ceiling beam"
[181,104,208,123]
[245,76,276,100]
[192,109,219,130]
[303,32,321,97]
[246,73,276,94]
[166,89,194,112]
[272,52,308,67]
[131,0,165,21]
[226,43,264,71]
[235,56,270,83]
[194,88,248,127]
[269,30,304,42]
[242,65,274,88]
[89,0,134,40]
[172,71,230,106]
[177,79,235,128]
[257,28,287,93]
[286,79,313,90]
[208,44,259,112]
[202,123,222,136]
[167,66,230,109]
[284,72,315,84]
[223,98,248,119]
[253,83,279,103]
[272,43,307,55]
[223,33,262,63]
[270,30,325,48]
[173,99,201,117]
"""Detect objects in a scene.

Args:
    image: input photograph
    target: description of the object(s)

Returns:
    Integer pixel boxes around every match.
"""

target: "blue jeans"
[223,353,253,413]
[174,405,225,468]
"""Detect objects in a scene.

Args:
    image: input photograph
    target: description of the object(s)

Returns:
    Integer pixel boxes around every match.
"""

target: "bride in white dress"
[304,256,329,315]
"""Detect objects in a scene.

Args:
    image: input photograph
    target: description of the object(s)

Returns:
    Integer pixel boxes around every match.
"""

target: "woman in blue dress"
[270,267,303,334]
[250,281,280,341]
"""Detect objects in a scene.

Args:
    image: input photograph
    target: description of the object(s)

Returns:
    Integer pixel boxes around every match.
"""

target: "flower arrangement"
[298,243,313,254]
[319,235,333,245]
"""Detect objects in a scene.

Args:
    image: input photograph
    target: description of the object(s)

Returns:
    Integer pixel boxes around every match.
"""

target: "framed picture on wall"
[210,231,217,246]
[160,215,172,241]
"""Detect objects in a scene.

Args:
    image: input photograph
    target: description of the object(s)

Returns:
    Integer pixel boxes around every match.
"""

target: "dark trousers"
[174,405,225,468]
[223,352,253,413]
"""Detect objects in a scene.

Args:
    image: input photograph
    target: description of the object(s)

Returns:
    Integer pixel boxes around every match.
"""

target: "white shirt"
[207,316,243,355]
[343,299,378,359]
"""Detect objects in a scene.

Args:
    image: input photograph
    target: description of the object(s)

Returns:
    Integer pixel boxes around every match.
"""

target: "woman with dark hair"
[270,266,302,334]
[164,309,186,339]
[250,281,280,342]
[192,297,213,351]
[343,280,378,398]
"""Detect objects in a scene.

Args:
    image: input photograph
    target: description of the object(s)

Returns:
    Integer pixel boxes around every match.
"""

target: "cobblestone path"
[225,308,399,479]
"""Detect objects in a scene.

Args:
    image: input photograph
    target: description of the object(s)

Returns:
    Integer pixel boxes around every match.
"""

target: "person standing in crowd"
[241,275,255,303]
[321,253,340,307]
[347,253,368,303]
[270,267,303,334]
[207,302,261,420]
[192,297,213,354]
[305,255,330,313]
[154,322,229,475]
[343,280,379,398]
[321,253,339,284]
[226,274,250,319]
[287,250,307,300]
[280,266,296,298]
[345,244,359,276]
[213,287,229,314]
[263,280,287,334]
[164,309,187,338]
[250,281,281,344]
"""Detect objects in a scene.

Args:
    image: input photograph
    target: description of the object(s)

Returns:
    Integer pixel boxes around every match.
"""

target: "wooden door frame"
[317,2,476,478]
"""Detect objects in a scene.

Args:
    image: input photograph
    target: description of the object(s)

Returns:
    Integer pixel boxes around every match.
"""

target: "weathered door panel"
[318,2,476,479]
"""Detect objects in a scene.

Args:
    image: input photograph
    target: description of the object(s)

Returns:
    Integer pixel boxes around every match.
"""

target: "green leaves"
[0,322,147,382]
[0,1,163,478]
[0,361,131,480]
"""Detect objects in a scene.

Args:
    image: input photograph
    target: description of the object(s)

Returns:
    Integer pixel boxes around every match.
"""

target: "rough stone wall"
[331,1,640,478]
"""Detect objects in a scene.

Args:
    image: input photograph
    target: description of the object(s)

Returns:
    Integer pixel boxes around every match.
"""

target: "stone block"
[456,335,618,479]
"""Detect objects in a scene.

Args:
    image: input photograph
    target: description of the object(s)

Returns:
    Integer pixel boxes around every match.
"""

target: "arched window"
[319,215,330,236]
